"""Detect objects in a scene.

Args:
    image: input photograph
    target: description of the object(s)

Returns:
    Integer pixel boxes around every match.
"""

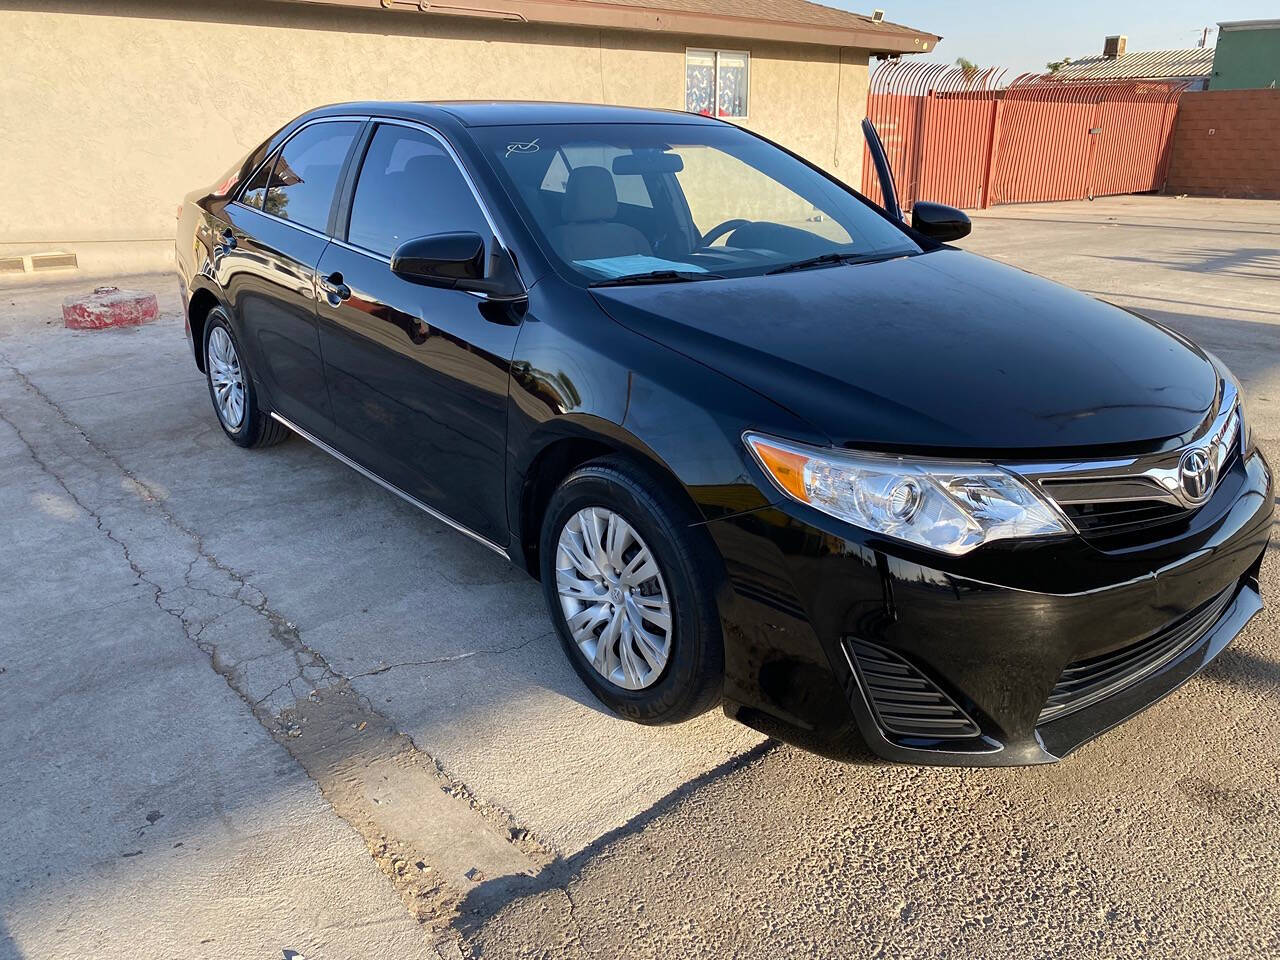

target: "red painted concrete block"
[62,286,159,330]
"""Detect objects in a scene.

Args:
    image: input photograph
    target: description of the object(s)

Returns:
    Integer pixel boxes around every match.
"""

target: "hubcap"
[207,326,246,430]
[555,506,673,690]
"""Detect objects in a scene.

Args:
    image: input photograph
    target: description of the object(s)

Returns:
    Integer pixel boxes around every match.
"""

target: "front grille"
[1059,499,1191,545]
[1038,582,1237,724]
[844,639,980,739]
[1028,398,1242,550]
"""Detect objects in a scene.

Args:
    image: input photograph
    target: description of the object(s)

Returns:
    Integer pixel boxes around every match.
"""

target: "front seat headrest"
[562,166,618,223]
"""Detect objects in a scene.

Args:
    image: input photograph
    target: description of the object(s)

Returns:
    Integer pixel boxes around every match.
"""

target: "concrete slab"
[0,394,432,960]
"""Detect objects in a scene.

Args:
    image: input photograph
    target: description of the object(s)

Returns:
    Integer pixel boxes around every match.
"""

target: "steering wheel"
[699,218,752,248]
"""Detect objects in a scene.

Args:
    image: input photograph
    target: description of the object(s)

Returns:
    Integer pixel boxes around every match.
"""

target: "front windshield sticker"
[573,255,709,278]
[504,138,540,158]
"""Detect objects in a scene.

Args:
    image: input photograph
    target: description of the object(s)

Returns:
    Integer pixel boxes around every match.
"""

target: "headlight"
[1240,405,1255,457]
[1234,385,1255,457]
[1208,355,1253,457]
[744,433,1072,556]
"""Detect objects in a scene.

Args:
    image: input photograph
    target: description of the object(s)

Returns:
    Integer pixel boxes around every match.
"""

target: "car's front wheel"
[539,457,724,724]
[203,306,289,448]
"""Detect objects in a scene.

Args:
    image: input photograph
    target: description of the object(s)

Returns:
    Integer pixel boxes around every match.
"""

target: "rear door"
[218,119,362,436]
[314,120,523,546]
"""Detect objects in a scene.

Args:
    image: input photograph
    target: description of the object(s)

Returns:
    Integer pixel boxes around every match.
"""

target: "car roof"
[309,100,722,128]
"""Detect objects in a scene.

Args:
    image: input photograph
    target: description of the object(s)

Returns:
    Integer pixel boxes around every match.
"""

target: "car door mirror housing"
[392,232,486,286]
[391,233,525,299]
[911,202,972,242]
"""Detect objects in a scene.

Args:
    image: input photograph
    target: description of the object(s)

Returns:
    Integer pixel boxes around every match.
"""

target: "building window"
[686,49,749,118]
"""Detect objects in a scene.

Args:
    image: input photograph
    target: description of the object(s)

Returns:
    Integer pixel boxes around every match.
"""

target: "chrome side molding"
[269,412,509,559]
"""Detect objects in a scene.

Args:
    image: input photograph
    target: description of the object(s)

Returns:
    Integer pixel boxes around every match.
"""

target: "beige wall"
[0,0,868,277]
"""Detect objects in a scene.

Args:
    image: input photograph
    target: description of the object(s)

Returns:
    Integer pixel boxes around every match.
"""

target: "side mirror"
[391,232,524,300]
[911,202,971,242]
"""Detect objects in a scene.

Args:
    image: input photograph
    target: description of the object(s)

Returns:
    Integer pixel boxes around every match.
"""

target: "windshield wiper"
[589,269,725,288]
[765,250,908,275]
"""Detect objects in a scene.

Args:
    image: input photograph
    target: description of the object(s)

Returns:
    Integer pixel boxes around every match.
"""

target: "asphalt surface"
[1,196,1277,959]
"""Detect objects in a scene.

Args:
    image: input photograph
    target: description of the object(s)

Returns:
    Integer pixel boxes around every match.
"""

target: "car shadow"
[1084,246,1280,281]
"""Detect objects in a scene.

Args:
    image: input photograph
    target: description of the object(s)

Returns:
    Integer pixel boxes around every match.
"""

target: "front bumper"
[707,447,1273,765]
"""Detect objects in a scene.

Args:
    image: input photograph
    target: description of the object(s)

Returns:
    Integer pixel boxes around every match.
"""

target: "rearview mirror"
[612,152,684,175]
[391,232,524,300]
[911,202,971,243]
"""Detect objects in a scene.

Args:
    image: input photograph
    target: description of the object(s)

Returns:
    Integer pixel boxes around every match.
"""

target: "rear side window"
[239,161,272,210]
[347,124,490,257]
[262,121,360,232]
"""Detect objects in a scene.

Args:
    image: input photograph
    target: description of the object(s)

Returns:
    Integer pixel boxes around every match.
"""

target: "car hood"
[590,248,1217,453]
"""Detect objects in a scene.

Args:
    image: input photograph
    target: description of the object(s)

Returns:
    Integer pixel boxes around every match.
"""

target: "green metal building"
[1211,19,1280,89]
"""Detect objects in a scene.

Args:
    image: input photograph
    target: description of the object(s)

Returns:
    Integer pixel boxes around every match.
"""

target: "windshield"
[472,122,923,285]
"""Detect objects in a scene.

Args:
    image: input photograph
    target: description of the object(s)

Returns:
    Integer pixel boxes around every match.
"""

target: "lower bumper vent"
[844,639,981,739]
[1039,582,1237,724]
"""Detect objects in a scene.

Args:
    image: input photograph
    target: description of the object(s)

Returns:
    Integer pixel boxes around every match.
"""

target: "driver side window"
[347,124,490,258]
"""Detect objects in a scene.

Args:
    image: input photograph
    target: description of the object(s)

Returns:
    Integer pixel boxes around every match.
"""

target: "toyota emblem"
[1178,447,1216,504]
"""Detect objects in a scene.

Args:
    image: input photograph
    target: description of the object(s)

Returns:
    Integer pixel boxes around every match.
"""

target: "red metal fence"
[861,60,1186,211]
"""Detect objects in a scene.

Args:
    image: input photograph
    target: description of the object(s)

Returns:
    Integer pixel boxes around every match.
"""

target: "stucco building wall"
[0,1,870,277]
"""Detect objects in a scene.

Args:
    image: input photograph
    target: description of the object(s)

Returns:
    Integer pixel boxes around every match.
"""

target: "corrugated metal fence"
[861,60,1186,211]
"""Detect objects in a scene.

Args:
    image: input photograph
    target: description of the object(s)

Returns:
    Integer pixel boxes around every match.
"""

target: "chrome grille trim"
[992,379,1241,545]
[1004,377,1239,513]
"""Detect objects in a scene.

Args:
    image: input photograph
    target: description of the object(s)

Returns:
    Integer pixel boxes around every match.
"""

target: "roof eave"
[1217,18,1280,31]
[277,0,940,53]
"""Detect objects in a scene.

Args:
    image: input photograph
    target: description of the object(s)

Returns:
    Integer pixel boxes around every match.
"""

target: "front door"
[218,119,362,435]
[316,121,522,546]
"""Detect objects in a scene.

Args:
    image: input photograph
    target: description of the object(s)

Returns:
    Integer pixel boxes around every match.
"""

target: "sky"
[824,1,1277,75]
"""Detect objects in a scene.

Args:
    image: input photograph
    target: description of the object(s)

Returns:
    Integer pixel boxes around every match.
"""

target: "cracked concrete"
[0,346,547,946]
[0,362,437,958]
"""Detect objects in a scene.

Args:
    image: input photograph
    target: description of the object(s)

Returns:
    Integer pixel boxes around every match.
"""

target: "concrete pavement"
[1,196,1277,959]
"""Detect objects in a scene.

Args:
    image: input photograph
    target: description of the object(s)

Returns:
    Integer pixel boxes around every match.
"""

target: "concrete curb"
[62,285,159,330]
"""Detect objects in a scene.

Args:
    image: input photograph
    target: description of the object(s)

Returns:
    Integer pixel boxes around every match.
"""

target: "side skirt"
[269,412,510,560]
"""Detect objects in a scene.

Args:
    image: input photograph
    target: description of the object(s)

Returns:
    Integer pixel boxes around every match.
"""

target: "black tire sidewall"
[203,308,259,447]
[539,462,722,724]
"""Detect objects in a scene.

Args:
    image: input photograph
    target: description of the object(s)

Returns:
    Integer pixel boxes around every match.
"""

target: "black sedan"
[176,101,1272,765]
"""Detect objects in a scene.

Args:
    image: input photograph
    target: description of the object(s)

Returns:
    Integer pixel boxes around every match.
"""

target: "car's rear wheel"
[539,457,723,724]
[203,307,289,448]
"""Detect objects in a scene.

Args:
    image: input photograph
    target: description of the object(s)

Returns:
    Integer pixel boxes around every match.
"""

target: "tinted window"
[347,125,490,257]
[239,160,272,210]
[263,121,359,231]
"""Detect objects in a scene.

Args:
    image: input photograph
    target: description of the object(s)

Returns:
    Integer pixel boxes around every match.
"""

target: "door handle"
[319,271,351,303]
[220,228,237,250]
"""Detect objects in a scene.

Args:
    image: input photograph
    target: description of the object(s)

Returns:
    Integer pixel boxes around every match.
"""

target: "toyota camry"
[175,102,1272,765]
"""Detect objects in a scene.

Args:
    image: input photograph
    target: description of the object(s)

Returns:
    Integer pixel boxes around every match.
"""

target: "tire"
[203,307,290,449]
[539,456,724,724]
